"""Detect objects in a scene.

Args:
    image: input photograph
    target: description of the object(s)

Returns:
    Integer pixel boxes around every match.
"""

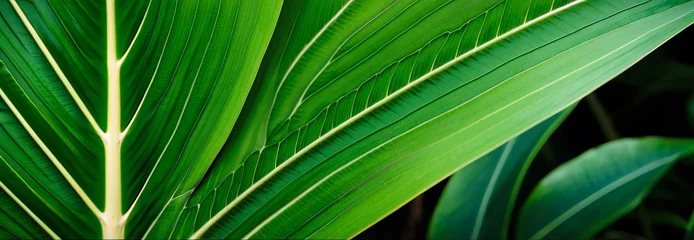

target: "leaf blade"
[517,138,694,239]
[428,107,573,239]
[194,0,694,238]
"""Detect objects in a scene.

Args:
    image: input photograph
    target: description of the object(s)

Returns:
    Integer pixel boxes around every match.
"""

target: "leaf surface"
[0,0,281,238]
[517,138,694,239]
[190,0,694,238]
[428,107,573,239]
[0,0,692,239]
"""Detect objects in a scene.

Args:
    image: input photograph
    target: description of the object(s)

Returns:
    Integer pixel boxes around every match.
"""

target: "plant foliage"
[0,0,692,238]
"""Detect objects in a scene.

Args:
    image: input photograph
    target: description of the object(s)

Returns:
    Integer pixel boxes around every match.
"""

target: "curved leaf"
[191,0,694,238]
[428,107,573,239]
[517,138,694,239]
[0,0,692,239]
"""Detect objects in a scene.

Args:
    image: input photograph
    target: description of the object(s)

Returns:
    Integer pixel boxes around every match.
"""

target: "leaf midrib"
[190,0,585,237]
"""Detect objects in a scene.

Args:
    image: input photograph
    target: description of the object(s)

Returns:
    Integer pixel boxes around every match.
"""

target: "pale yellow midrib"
[101,0,124,238]
[8,0,125,238]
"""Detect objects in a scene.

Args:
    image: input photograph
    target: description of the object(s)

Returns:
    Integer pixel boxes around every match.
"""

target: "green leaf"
[0,182,56,239]
[0,0,281,238]
[0,0,693,239]
[193,1,694,238]
[517,138,694,239]
[428,106,573,239]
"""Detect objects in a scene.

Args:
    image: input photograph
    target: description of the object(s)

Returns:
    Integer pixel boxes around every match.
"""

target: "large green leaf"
[0,0,281,238]
[0,0,693,239]
[428,107,573,239]
[517,138,694,239]
[193,0,694,238]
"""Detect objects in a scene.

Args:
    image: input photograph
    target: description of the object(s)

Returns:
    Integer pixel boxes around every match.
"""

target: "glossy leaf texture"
[428,107,574,239]
[0,0,281,238]
[190,0,694,238]
[0,0,692,239]
[517,138,694,239]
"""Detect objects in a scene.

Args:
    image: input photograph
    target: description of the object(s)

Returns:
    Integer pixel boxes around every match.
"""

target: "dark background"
[357,26,694,240]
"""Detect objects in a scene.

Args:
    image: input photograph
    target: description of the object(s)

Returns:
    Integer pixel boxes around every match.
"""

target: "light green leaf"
[517,138,694,239]
[428,107,573,239]
[0,0,693,239]
[192,0,694,238]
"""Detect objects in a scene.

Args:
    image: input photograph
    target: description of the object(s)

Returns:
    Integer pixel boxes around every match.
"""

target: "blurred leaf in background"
[615,49,694,93]
[428,107,574,239]
[517,138,694,239]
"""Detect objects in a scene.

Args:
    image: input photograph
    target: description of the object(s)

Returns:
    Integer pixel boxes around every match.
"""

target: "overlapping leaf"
[0,0,692,239]
[517,138,694,239]
[428,107,573,239]
[191,0,694,238]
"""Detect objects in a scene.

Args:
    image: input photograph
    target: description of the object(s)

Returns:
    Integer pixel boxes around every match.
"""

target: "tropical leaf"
[0,0,693,239]
[195,0,694,238]
[428,107,573,239]
[0,0,282,238]
[516,138,694,239]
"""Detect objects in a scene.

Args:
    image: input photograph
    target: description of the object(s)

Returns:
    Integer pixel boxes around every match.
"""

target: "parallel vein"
[191,1,584,237]
[0,88,101,216]
[8,0,104,136]
[0,179,59,239]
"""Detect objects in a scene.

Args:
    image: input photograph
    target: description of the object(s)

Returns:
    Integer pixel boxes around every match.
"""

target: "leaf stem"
[102,0,123,238]
[585,93,620,140]
[404,195,424,239]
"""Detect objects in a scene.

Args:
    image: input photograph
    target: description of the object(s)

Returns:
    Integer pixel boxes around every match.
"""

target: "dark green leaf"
[1,0,693,238]
[428,107,573,239]
[517,138,694,239]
